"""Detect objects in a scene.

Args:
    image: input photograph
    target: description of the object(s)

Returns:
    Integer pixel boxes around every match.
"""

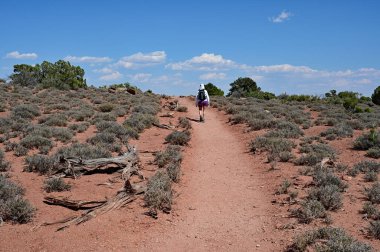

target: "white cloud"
[270,10,293,23]
[131,73,152,83]
[64,55,112,63]
[100,71,122,81]
[5,51,38,59]
[252,64,316,73]
[167,53,237,71]
[117,51,166,69]
[93,67,114,74]
[200,72,226,80]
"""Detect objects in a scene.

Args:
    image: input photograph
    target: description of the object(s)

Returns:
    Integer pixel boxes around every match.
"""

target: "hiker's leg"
[198,104,203,121]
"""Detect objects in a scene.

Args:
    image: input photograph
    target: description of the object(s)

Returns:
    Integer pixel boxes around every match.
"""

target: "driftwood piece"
[43,183,146,231]
[53,148,140,179]
[44,197,106,210]
[152,122,175,130]
[160,112,175,118]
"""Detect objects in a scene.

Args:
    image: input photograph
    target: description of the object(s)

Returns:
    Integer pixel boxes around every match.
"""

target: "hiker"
[195,84,210,122]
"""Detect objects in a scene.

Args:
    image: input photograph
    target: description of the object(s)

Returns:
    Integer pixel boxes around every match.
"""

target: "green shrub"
[362,202,380,220]
[291,200,326,224]
[24,125,53,139]
[24,154,55,174]
[353,129,379,150]
[366,182,380,204]
[88,132,117,145]
[278,151,294,162]
[68,122,90,133]
[11,104,40,119]
[55,143,111,160]
[276,179,292,194]
[167,162,181,182]
[144,170,172,211]
[13,144,28,157]
[98,103,115,112]
[250,137,295,154]
[39,114,68,127]
[43,177,71,193]
[348,160,380,177]
[287,227,372,252]
[313,168,347,190]
[371,86,380,105]
[132,104,159,115]
[308,185,343,210]
[368,221,380,239]
[20,135,53,154]
[52,128,74,142]
[123,113,158,133]
[165,130,191,146]
[320,124,353,139]
[0,175,35,223]
[0,150,10,171]
[367,148,380,159]
[269,120,304,139]
[154,145,182,168]
[178,117,192,129]
[365,170,378,182]
[295,144,336,166]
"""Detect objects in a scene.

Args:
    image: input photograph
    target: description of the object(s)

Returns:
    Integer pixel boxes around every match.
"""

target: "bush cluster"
[0,175,35,223]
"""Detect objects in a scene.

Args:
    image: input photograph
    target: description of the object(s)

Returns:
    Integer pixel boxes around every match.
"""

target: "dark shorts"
[198,100,209,109]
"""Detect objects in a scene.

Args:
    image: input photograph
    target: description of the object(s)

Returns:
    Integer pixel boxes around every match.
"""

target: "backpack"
[197,89,206,101]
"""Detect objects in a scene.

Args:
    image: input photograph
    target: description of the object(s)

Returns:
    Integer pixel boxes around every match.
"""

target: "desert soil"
[4,96,370,251]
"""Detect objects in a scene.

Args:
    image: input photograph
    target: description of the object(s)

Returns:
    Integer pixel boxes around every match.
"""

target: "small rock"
[256,244,260,247]
[342,175,352,181]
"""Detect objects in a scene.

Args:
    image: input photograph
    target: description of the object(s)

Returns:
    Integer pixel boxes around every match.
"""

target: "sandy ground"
[2,96,380,251]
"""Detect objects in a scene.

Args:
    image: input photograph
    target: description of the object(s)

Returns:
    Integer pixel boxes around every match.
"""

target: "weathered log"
[42,181,146,231]
[53,148,140,179]
[43,197,106,210]
[160,112,175,118]
[152,122,175,130]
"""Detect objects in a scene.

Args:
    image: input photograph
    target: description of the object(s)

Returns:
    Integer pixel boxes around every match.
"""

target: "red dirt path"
[0,97,286,251]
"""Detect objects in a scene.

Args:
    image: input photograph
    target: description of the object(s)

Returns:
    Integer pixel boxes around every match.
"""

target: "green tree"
[204,83,224,96]
[10,60,86,90]
[227,77,260,97]
[372,86,380,105]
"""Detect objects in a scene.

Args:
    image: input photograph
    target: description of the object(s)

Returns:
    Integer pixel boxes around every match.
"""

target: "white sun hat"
[199,84,205,90]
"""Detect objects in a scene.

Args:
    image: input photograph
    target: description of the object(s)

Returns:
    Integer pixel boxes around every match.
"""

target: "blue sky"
[1,0,380,96]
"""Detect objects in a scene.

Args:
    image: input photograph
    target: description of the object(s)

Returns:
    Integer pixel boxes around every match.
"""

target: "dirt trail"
[139,97,280,251]
[0,97,283,252]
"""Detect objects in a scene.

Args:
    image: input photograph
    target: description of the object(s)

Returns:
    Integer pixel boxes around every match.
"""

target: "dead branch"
[152,122,175,130]
[160,112,175,118]
[53,148,140,179]
[44,197,106,210]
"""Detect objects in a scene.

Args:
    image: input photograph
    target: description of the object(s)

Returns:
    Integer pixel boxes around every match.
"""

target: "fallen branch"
[160,112,175,118]
[152,122,175,130]
[43,182,146,231]
[44,197,106,210]
[53,148,140,179]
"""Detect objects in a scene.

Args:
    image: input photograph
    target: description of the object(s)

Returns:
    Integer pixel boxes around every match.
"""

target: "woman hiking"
[195,84,210,122]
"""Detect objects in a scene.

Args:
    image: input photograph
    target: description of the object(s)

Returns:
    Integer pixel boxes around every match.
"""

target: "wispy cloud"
[130,73,152,83]
[251,64,316,73]
[5,51,38,59]
[200,72,226,80]
[167,53,237,71]
[116,51,166,69]
[269,10,293,23]
[64,55,112,63]
[99,71,122,81]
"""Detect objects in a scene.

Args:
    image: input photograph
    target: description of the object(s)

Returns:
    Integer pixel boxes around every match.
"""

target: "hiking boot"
[200,116,204,122]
